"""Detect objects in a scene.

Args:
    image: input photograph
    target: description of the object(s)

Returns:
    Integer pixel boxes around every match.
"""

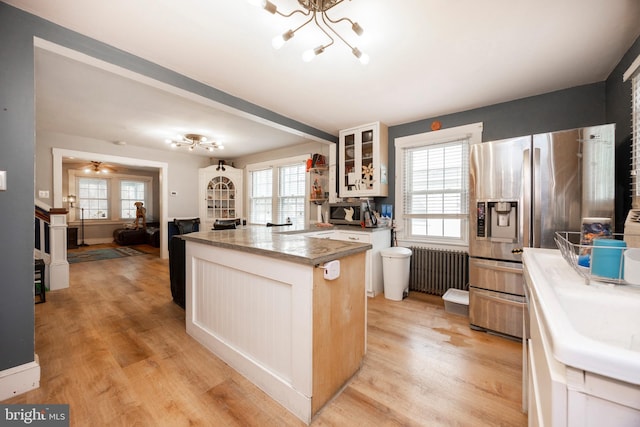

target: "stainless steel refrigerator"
[468,124,615,338]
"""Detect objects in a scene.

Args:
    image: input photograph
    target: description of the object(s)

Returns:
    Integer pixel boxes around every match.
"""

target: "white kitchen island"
[181,227,371,424]
[523,248,640,427]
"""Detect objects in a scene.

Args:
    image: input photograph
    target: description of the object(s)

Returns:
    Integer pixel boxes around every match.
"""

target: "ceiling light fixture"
[164,133,224,152]
[83,161,114,174]
[250,0,369,64]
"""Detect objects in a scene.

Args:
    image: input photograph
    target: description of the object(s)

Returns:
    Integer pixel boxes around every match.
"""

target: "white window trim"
[68,169,153,224]
[394,122,483,249]
[246,154,310,225]
[623,53,640,82]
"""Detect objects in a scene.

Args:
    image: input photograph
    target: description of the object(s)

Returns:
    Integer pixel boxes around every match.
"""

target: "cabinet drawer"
[469,287,524,339]
[332,231,371,244]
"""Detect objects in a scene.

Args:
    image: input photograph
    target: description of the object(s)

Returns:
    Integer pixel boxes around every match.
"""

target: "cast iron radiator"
[409,247,469,296]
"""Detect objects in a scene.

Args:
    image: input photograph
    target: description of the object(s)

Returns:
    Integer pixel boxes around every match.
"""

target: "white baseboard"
[0,355,41,401]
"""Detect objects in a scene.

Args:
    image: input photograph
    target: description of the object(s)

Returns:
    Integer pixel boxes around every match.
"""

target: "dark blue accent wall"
[384,83,607,206]
[0,4,37,370]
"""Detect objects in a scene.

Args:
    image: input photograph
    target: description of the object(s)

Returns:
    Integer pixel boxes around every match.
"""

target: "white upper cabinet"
[339,122,388,197]
[198,165,243,230]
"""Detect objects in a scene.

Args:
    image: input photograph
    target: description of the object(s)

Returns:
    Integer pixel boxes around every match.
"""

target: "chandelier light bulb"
[263,0,277,14]
[303,45,324,62]
[352,47,370,65]
[272,29,294,49]
[352,22,364,36]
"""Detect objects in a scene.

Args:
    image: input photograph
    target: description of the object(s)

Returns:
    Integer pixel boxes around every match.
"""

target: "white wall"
[36,131,211,218]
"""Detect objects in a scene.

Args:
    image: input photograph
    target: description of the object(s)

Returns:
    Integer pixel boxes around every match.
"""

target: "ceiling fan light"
[352,22,364,36]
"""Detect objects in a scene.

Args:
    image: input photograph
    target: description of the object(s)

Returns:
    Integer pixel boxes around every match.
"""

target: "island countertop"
[181,226,372,265]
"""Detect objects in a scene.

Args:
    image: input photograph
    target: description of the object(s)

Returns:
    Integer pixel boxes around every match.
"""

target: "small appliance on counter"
[328,200,376,226]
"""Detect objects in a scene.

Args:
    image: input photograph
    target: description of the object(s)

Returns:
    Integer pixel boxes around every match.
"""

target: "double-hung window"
[120,180,146,219]
[278,164,306,225]
[77,177,109,219]
[69,169,153,223]
[395,123,482,247]
[248,155,308,227]
[250,168,273,224]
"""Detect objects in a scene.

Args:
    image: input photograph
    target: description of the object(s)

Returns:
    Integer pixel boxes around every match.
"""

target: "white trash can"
[380,247,412,301]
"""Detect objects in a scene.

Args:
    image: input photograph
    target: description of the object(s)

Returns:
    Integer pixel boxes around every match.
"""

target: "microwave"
[328,201,375,225]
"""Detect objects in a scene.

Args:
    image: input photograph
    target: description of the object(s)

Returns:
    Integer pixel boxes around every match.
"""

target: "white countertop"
[523,248,640,385]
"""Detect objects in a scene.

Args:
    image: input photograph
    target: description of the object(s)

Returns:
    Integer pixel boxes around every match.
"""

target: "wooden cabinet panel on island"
[198,165,243,231]
[339,122,388,197]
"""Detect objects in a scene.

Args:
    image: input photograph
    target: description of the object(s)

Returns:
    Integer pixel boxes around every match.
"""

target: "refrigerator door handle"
[532,147,541,248]
[523,148,531,248]
[470,257,523,275]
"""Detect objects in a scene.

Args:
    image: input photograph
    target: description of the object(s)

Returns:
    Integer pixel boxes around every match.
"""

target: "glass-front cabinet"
[339,122,388,197]
[198,165,243,230]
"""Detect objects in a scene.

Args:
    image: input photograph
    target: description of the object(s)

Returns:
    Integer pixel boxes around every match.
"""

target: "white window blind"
[632,73,640,196]
[401,139,469,241]
[624,53,640,197]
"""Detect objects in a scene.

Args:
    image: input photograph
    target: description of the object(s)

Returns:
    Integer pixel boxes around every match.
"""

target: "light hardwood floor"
[4,244,527,426]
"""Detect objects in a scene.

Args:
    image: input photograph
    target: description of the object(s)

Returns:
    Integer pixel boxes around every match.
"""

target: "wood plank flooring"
[4,244,527,426]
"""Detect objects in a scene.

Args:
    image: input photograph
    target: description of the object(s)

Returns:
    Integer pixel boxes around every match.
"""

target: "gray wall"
[384,83,607,208]
[0,3,37,371]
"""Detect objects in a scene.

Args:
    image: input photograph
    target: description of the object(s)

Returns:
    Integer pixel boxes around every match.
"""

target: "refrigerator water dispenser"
[488,201,518,242]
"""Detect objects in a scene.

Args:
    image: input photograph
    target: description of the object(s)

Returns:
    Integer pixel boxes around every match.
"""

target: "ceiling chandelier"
[250,0,369,64]
[165,133,224,152]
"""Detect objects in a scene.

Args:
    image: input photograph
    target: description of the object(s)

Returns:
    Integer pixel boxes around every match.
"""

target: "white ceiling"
[7,0,640,159]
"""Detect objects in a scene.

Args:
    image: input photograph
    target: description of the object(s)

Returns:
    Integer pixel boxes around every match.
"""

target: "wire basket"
[554,231,632,286]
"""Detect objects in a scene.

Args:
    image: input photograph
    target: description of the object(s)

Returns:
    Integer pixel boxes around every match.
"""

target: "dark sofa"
[113,223,160,247]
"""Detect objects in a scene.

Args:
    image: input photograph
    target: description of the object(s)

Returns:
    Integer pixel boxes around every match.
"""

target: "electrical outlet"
[0,171,6,191]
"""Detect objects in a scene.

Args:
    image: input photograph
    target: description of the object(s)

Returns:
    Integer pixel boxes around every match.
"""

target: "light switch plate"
[0,171,6,191]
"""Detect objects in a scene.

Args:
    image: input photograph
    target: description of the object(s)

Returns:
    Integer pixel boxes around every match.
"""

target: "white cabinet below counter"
[523,248,640,427]
[304,228,391,297]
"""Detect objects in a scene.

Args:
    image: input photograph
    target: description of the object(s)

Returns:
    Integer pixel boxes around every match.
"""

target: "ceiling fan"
[81,161,116,174]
